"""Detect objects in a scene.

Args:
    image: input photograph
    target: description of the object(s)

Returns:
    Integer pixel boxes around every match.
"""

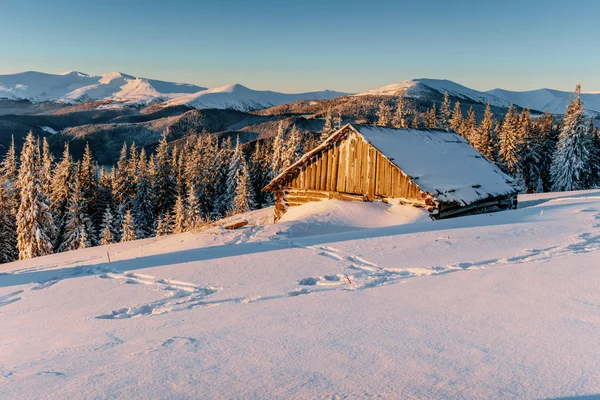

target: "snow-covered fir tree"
[334,111,342,129]
[0,182,18,263]
[120,209,136,242]
[16,132,54,260]
[551,85,594,191]
[321,108,334,141]
[473,103,495,160]
[439,92,451,130]
[232,158,255,215]
[58,175,91,253]
[186,184,203,232]
[131,155,154,240]
[462,107,477,143]
[153,135,177,216]
[41,138,54,198]
[450,101,463,135]
[250,141,272,209]
[172,194,187,234]
[518,109,541,193]
[499,105,522,177]
[425,104,437,129]
[155,211,173,237]
[284,125,304,168]
[392,93,407,129]
[271,122,286,177]
[100,207,115,246]
[376,101,392,127]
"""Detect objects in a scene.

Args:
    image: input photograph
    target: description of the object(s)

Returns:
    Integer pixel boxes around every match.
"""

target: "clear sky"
[1,0,598,93]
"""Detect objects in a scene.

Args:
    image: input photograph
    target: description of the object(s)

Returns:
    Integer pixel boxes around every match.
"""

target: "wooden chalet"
[263,124,519,221]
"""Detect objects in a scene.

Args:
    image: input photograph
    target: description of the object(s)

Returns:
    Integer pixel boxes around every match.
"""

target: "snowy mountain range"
[355,78,600,117]
[0,71,206,104]
[0,71,598,116]
[0,71,346,112]
[163,83,347,111]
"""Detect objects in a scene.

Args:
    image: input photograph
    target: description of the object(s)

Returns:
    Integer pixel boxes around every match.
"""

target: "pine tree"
[450,101,463,135]
[518,109,541,193]
[271,122,286,177]
[462,107,477,143]
[334,111,342,129]
[49,143,73,248]
[1,136,19,211]
[425,104,438,129]
[232,158,255,215]
[284,125,303,168]
[439,92,451,130]
[0,183,18,263]
[131,156,154,239]
[120,209,136,242]
[473,103,495,160]
[172,194,187,234]
[392,93,407,129]
[536,112,558,191]
[551,85,594,191]
[113,142,132,207]
[16,132,54,260]
[78,143,98,242]
[321,109,334,141]
[100,207,115,246]
[58,175,91,253]
[153,134,177,216]
[250,141,271,209]
[41,137,54,198]
[499,105,522,176]
[186,184,203,231]
[376,101,391,127]
[155,211,173,237]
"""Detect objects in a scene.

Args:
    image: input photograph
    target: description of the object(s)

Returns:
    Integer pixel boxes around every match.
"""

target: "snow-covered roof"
[265,124,519,206]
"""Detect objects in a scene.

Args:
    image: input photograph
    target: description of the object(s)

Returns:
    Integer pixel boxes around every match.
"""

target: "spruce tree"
[41,137,54,198]
[172,194,187,234]
[450,101,463,134]
[155,211,173,237]
[250,141,271,209]
[271,122,286,177]
[58,175,91,253]
[392,93,407,129]
[551,85,594,191]
[186,184,203,231]
[232,158,255,215]
[376,101,391,127]
[0,183,18,263]
[321,109,334,141]
[284,125,303,168]
[120,209,136,242]
[439,92,451,130]
[425,104,438,129]
[462,107,477,142]
[499,105,522,176]
[16,132,54,260]
[100,207,115,246]
[473,103,495,160]
[153,135,177,216]
[518,109,541,193]
[131,156,154,240]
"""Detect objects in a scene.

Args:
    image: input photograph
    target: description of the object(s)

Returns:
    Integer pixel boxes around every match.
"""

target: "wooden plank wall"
[285,132,425,200]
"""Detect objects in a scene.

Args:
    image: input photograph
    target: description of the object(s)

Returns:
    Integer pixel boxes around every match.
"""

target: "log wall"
[284,132,426,200]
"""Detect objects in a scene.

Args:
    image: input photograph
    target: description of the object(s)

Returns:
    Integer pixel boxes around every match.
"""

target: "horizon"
[1,0,599,93]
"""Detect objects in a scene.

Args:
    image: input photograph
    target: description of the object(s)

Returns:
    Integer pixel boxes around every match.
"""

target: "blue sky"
[0,0,598,93]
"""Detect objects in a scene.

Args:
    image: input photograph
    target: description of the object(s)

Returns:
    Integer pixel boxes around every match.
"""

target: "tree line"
[0,122,308,262]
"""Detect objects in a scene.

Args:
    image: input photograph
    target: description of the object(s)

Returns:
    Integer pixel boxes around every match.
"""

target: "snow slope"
[355,78,512,108]
[3,192,600,398]
[0,71,206,104]
[164,83,347,112]
[488,87,600,117]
